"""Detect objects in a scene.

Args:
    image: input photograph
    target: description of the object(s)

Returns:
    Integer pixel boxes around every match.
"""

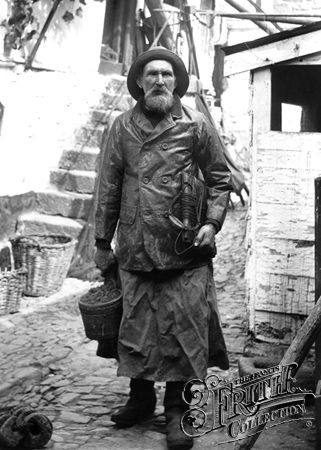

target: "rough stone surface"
[35,190,93,220]
[73,125,105,148]
[98,92,134,112]
[59,148,100,172]
[50,169,97,195]
[16,211,84,239]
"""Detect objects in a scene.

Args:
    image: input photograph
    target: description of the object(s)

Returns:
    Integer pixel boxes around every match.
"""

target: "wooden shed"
[223,21,321,345]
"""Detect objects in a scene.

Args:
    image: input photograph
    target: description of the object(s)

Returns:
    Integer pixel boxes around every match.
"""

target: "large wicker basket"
[10,235,76,297]
[0,268,25,315]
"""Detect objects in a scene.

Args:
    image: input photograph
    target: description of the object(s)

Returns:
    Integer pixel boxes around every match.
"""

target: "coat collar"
[129,94,183,144]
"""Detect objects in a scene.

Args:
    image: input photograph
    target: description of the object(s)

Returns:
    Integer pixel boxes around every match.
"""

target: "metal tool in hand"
[169,172,206,255]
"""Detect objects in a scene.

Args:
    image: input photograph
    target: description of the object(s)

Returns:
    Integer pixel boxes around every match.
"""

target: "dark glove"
[94,248,116,274]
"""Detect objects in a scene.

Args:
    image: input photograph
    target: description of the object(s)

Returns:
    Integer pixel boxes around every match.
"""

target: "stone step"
[50,169,97,194]
[90,109,122,127]
[97,92,134,112]
[35,189,93,220]
[16,212,84,240]
[103,75,127,94]
[59,147,100,171]
[74,124,105,148]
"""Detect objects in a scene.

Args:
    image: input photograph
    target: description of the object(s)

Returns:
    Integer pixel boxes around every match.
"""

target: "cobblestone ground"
[0,204,315,449]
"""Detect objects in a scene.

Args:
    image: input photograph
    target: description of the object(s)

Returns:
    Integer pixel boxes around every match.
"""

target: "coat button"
[162,176,169,184]
[161,143,168,150]
[142,176,150,184]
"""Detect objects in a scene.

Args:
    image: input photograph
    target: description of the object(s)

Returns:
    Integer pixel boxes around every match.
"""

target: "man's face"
[137,59,177,114]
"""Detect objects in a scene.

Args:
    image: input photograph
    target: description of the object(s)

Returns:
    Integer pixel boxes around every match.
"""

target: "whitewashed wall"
[0,0,105,73]
[0,69,107,195]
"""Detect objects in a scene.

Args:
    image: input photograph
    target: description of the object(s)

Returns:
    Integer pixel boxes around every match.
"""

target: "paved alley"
[0,204,315,450]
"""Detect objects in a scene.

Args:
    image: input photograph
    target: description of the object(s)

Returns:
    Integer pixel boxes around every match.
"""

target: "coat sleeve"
[194,116,233,232]
[95,118,124,248]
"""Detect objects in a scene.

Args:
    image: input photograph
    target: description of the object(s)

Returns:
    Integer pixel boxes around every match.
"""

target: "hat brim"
[127,47,189,100]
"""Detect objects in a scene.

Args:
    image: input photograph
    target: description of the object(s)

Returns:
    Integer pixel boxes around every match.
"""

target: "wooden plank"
[252,69,271,134]
[256,167,315,207]
[246,71,265,332]
[256,202,314,241]
[236,296,321,450]
[257,180,313,207]
[257,146,321,172]
[315,178,321,449]
[255,272,315,315]
[284,51,321,65]
[255,310,308,344]
[257,130,321,151]
[255,238,314,278]
[224,27,321,76]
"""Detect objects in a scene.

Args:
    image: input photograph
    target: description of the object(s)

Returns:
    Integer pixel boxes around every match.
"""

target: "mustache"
[148,86,172,95]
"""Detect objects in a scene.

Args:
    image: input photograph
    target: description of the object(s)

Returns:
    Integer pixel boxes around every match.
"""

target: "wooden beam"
[223,0,277,35]
[246,0,283,31]
[122,0,137,74]
[315,177,321,450]
[234,294,321,450]
[218,13,315,25]
[224,27,321,76]
[25,0,62,70]
[112,0,126,60]
[102,0,115,47]
[145,0,175,50]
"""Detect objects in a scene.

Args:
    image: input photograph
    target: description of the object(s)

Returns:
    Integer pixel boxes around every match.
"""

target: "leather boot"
[164,382,193,450]
[111,378,156,428]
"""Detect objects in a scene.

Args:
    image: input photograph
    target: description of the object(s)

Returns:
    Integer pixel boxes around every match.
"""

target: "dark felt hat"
[127,47,189,100]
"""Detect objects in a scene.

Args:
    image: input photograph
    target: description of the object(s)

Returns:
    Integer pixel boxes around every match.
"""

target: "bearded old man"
[94,47,232,450]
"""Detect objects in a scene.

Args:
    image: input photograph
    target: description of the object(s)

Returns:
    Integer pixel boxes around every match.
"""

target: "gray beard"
[143,92,174,115]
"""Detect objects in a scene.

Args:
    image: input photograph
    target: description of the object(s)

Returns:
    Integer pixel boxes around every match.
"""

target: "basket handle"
[5,241,15,271]
[11,235,42,251]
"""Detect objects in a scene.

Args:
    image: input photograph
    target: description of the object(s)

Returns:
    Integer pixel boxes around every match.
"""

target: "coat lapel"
[129,95,183,144]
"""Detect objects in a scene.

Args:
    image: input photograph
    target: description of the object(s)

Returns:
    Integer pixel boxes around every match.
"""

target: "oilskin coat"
[95,96,232,269]
[95,95,232,379]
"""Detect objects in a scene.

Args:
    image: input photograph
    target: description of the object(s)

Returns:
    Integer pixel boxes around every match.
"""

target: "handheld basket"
[0,243,25,315]
[10,235,76,297]
[79,277,122,341]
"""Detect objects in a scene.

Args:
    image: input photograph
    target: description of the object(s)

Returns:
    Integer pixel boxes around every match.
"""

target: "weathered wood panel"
[258,131,321,152]
[247,74,321,338]
[256,203,314,241]
[284,51,321,65]
[255,272,315,316]
[255,310,307,345]
[252,69,271,134]
[224,28,321,76]
[247,69,272,332]
[255,238,314,278]
[257,148,321,173]
[256,167,315,207]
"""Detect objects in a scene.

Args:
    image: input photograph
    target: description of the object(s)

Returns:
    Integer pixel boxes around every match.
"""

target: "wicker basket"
[79,280,122,341]
[0,269,26,315]
[10,235,76,297]
[0,242,25,316]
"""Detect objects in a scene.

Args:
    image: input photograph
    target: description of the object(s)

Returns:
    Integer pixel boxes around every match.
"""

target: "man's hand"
[94,248,116,274]
[193,224,217,256]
